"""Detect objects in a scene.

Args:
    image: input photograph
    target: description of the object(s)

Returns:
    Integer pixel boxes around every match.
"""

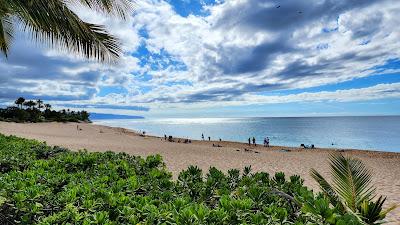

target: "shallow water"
[94,116,400,152]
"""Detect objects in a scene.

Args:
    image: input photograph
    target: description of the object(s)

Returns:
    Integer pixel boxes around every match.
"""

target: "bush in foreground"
[0,134,390,224]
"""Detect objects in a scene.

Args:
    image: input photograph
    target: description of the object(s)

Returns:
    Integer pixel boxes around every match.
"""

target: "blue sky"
[1,0,400,118]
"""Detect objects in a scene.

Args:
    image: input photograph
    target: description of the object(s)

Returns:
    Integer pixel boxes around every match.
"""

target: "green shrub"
[0,134,368,224]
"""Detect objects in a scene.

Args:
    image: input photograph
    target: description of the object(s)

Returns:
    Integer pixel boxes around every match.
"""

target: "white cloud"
[124,0,400,105]
[140,82,400,114]
[1,0,400,114]
[245,83,400,104]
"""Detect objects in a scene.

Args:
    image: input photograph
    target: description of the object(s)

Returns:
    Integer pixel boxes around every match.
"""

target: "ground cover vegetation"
[0,134,394,224]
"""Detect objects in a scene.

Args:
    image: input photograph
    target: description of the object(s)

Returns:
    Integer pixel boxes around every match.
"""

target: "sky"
[1,0,400,118]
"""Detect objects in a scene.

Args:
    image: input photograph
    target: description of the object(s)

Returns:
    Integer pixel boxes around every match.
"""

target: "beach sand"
[1,121,399,223]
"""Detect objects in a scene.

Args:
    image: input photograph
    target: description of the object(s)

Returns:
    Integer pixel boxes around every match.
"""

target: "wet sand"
[0,121,399,223]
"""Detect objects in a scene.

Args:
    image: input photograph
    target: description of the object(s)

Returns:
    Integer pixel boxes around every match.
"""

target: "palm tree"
[0,0,133,63]
[14,97,25,109]
[36,99,43,110]
[80,110,90,121]
[23,100,36,110]
[44,104,51,111]
[310,153,396,224]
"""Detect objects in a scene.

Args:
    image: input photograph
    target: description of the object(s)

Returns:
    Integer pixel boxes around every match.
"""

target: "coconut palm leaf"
[0,0,133,63]
[329,153,375,212]
[359,196,396,225]
[0,15,13,56]
[310,168,344,212]
[310,153,397,224]
[76,0,134,19]
[13,0,122,62]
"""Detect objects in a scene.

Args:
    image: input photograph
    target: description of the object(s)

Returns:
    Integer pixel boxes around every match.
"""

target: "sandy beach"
[1,121,399,223]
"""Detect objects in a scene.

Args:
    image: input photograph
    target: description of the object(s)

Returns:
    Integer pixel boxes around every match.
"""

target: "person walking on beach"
[266,137,270,147]
[208,136,211,141]
[248,138,251,146]
[252,137,256,146]
[164,134,167,140]
[202,133,204,140]
[264,137,267,147]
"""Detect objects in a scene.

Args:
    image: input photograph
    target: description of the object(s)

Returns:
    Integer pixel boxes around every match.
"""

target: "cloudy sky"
[1,0,400,118]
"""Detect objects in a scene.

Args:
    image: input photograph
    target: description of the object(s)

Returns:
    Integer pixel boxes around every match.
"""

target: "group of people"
[164,134,192,143]
[263,137,270,147]
[248,137,256,146]
[164,134,173,141]
[168,132,271,147]
[200,133,270,147]
[201,133,222,142]
[248,137,270,147]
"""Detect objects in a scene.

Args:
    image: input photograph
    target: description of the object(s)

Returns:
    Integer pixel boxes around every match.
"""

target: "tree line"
[0,97,90,123]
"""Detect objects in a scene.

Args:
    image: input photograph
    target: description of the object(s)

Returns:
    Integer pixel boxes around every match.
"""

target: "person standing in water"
[202,133,204,140]
[252,137,256,146]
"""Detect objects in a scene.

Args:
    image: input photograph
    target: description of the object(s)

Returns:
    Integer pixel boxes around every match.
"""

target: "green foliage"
[0,0,133,63]
[359,196,397,225]
[0,98,90,123]
[0,134,381,224]
[311,153,396,224]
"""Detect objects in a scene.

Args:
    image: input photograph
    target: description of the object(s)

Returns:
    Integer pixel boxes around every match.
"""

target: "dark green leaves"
[310,153,396,224]
[77,0,134,19]
[0,0,134,63]
[329,153,375,211]
[0,16,13,56]
[0,134,390,224]
[359,196,396,225]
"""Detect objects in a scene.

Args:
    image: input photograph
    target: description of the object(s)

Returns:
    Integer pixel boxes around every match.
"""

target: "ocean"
[94,116,400,152]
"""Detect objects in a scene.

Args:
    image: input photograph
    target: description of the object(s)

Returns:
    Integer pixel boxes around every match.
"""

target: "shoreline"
[1,120,400,157]
[94,121,400,157]
[0,121,399,223]
[93,117,400,154]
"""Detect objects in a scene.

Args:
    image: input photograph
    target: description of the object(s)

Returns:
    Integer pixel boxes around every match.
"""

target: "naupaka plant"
[0,134,395,224]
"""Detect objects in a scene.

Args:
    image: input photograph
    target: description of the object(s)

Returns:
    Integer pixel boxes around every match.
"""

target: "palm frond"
[329,153,375,211]
[0,1,14,57]
[11,0,122,63]
[310,168,344,212]
[0,16,13,57]
[359,196,397,225]
[310,153,394,224]
[74,0,134,19]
